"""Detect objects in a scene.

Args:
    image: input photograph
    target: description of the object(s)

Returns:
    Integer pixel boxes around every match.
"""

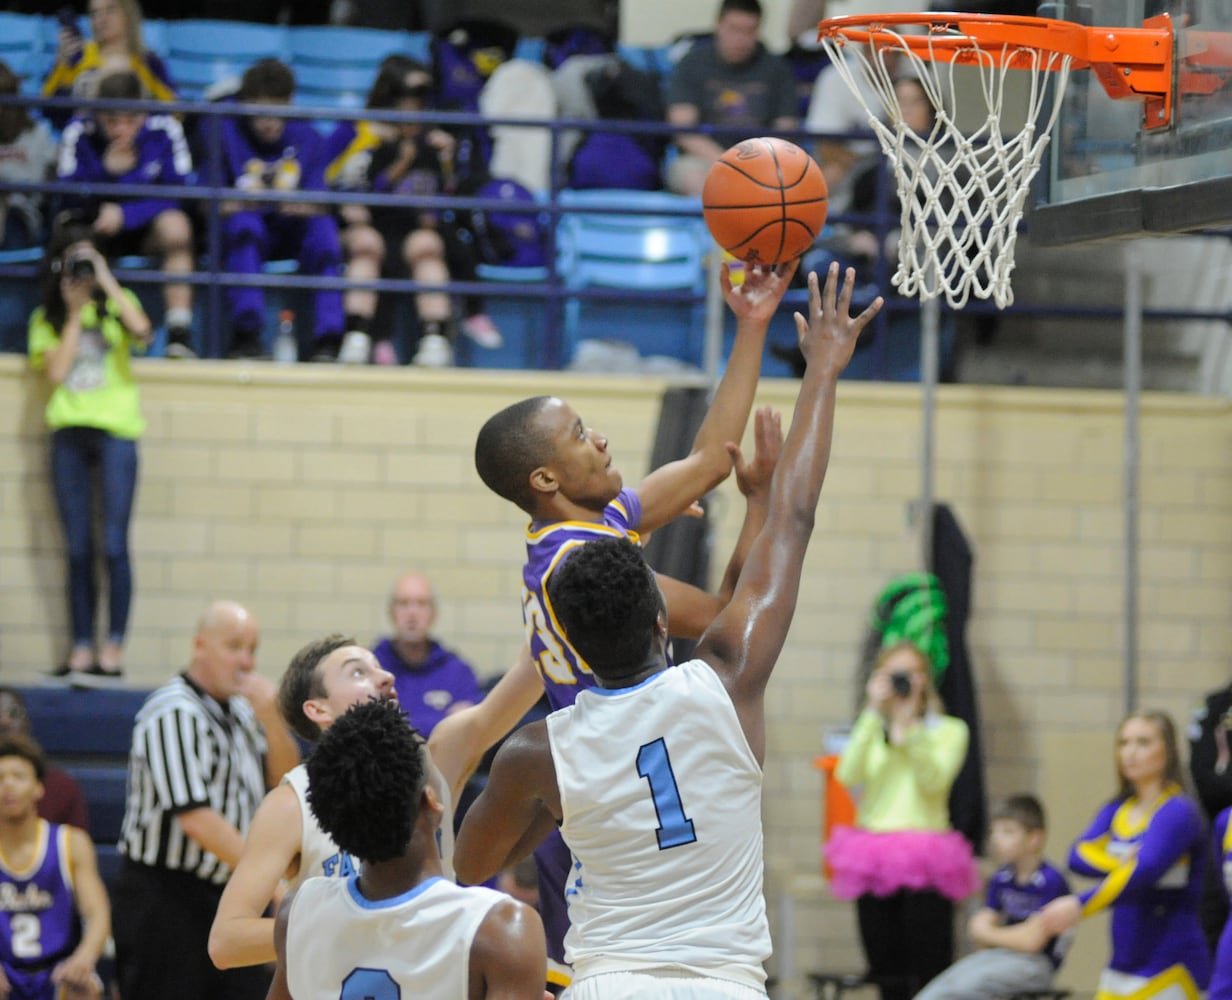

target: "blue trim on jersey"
[586,669,671,698]
[345,874,443,910]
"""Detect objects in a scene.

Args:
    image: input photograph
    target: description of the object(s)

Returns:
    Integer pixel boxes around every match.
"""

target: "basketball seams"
[701,137,829,263]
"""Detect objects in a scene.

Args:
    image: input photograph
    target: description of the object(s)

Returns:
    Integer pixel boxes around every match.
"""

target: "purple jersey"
[985,860,1071,967]
[371,639,483,737]
[217,115,332,194]
[521,488,642,711]
[0,822,82,998]
[1069,787,1210,987]
[1210,806,1232,1000]
[56,113,192,231]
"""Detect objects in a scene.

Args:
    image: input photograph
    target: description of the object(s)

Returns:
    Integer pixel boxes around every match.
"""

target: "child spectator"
[216,59,347,361]
[57,70,196,358]
[326,57,499,366]
[42,0,176,129]
[29,218,152,685]
[0,61,57,252]
[0,735,111,1000]
[914,795,1070,1000]
[0,687,89,831]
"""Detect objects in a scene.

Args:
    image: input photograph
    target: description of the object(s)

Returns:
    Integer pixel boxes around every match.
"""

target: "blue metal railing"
[4,93,1227,371]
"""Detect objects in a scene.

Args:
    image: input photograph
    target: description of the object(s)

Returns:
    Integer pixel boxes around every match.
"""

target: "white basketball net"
[820,27,1074,308]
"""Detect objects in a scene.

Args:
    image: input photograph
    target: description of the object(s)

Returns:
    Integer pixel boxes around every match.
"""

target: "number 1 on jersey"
[637,738,697,850]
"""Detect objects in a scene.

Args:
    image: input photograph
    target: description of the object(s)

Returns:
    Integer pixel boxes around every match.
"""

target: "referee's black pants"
[112,859,270,1000]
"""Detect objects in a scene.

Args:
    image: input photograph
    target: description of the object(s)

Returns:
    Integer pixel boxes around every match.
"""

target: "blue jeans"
[50,428,139,648]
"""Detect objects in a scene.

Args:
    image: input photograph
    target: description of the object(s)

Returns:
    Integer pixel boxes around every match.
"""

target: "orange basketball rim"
[818,11,1232,129]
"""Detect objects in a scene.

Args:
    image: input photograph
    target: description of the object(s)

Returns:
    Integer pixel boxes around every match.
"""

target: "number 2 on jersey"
[637,738,697,850]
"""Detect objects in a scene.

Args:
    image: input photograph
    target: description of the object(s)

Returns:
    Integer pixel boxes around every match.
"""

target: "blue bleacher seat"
[512,37,545,64]
[293,62,377,110]
[22,687,148,758]
[165,54,242,101]
[0,13,45,61]
[64,764,128,842]
[469,263,549,369]
[165,19,289,64]
[405,31,432,65]
[556,189,709,366]
[288,25,414,68]
[141,18,168,58]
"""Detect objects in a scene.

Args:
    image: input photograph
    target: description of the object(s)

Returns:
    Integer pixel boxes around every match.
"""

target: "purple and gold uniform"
[216,115,343,341]
[1069,785,1210,999]
[1208,806,1232,1000]
[520,487,642,987]
[57,113,192,233]
[0,822,83,1000]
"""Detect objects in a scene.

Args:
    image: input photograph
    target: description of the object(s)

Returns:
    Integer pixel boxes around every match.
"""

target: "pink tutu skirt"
[825,827,980,901]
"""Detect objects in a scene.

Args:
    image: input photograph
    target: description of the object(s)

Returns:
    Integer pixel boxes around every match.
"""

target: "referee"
[112,600,300,1000]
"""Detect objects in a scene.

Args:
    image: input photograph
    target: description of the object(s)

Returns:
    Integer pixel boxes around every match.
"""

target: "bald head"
[389,573,437,660]
[189,600,258,701]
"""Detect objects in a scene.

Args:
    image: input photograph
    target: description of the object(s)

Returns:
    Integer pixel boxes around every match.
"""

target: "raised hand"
[728,406,783,503]
[720,258,800,326]
[792,263,883,378]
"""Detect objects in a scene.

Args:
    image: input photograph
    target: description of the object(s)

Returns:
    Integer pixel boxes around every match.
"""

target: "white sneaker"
[339,330,372,364]
[412,333,454,368]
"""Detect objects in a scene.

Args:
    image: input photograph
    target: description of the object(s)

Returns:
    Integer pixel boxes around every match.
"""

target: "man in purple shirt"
[372,573,483,737]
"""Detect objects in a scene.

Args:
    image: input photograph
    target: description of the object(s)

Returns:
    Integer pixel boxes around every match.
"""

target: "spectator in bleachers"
[0,61,57,252]
[28,217,152,687]
[0,687,89,831]
[664,0,798,197]
[112,600,299,1000]
[57,70,197,358]
[41,0,176,130]
[215,58,349,360]
[372,572,483,736]
[325,57,499,366]
[0,734,111,1000]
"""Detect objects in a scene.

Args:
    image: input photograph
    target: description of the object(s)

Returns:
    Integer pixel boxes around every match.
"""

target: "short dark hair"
[306,699,426,863]
[720,0,762,18]
[240,58,295,101]
[474,396,555,513]
[0,734,46,782]
[991,794,1046,832]
[97,70,143,102]
[278,634,357,743]
[547,537,661,680]
[366,55,433,110]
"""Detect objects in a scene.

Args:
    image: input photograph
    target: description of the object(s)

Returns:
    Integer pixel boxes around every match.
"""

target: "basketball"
[702,137,828,266]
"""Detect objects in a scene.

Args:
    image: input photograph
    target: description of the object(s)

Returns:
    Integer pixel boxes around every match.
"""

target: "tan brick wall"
[2,356,1230,997]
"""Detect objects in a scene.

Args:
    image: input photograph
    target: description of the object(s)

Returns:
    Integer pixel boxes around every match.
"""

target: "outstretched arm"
[636,261,799,532]
[428,645,544,801]
[696,264,882,764]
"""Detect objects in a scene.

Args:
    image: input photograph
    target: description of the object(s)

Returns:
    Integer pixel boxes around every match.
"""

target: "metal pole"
[1123,245,1142,714]
[919,296,940,572]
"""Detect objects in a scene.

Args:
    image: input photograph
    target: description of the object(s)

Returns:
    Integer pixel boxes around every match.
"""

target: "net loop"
[820,23,1074,308]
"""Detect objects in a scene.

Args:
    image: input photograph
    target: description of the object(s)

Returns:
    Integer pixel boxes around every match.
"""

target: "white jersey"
[283,746,455,887]
[283,764,356,889]
[547,660,770,990]
[285,875,506,1000]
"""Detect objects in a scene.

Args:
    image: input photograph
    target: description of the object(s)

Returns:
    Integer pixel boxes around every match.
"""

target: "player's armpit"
[470,899,547,1000]
[209,782,304,969]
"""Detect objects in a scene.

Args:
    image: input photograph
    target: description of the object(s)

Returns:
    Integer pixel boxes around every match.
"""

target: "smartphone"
[56,6,82,41]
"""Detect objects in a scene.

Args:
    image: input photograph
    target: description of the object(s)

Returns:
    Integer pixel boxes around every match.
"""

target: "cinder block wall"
[3,356,1230,997]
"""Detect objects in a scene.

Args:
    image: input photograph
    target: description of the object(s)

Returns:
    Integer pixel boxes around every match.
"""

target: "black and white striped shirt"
[119,674,268,884]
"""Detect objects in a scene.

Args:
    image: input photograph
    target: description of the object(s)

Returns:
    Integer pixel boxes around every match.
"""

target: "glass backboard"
[1031,0,1232,244]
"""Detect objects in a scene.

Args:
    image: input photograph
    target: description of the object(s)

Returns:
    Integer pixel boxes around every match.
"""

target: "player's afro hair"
[306,698,426,863]
[547,537,662,680]
[474,396,555,513]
